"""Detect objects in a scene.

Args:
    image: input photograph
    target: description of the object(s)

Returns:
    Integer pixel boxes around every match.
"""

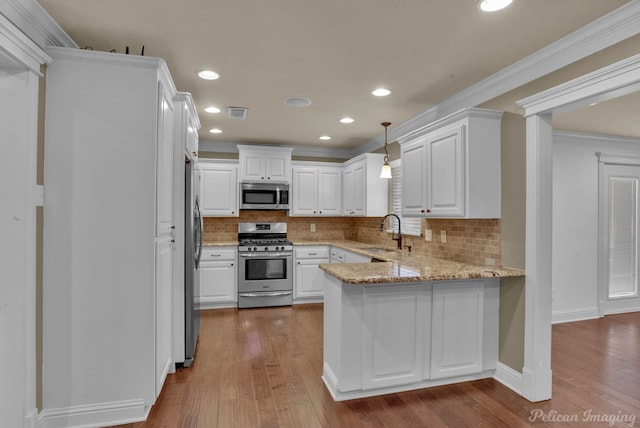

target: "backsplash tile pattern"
[204,213,501,266]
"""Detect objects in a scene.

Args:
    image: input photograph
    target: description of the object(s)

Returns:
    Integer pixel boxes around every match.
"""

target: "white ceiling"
[37,0,632,151]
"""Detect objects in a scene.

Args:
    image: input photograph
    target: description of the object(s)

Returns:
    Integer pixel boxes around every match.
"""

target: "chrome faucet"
[379,213,402,249]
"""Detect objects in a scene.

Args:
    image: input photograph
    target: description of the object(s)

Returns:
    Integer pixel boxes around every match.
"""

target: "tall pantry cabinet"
[42,47,176,426]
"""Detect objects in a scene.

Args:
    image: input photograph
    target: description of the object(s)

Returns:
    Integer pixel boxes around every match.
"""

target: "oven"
[237,222,293,308]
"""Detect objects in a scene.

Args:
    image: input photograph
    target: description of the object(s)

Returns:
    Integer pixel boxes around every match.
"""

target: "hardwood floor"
[116,306,640,427]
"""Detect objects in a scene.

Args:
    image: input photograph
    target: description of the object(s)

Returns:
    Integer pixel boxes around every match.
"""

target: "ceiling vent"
[228,107,249,120]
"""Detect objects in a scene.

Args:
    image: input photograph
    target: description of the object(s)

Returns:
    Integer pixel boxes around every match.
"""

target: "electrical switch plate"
[440,230,447,243]
[310,223,316,232]
[425,229,432,241]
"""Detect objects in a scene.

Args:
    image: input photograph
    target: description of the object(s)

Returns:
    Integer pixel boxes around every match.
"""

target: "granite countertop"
[203,241,238,247]
[296,239,525,284]
[201,238,525,283]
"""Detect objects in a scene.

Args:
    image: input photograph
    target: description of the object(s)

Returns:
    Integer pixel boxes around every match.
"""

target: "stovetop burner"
[240,238,292,245]
[237,222,293,252]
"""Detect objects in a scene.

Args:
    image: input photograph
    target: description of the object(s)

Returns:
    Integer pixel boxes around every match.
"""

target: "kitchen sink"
[364,247,396,253]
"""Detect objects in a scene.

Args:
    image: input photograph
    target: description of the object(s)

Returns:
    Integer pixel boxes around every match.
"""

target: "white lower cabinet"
[322,276,499,401]
[198,247,237,308]
[294,246,330,300]
[362,285,430,389]
[431,282,484,379]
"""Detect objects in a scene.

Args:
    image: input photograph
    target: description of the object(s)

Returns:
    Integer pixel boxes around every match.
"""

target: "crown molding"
[518,52,640,116]
[353,0,640,155]
[554,129,640,147]
[199,139,356,159]
[0,13,51,73]
[1,0,77,49]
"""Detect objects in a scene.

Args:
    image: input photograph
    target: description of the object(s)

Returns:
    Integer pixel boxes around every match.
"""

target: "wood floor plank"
[114,305,640,428]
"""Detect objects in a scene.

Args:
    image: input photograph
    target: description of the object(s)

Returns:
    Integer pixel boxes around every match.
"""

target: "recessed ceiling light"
[479,0,512,12]
[204,106,221,114]
[372,88,391,97]
[340,117,354,124]
[285,97,312,107]
[197,70,219,80]
[209,128,223,134]
[319,135,331,140]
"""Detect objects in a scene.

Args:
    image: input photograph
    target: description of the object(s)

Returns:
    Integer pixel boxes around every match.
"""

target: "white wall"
[552,131,640,323]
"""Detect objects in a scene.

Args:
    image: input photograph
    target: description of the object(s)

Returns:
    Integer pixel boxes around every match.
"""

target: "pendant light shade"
[380,122,392,179]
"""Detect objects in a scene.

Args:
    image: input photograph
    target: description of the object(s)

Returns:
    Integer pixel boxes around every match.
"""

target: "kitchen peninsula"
[316,244,524,401]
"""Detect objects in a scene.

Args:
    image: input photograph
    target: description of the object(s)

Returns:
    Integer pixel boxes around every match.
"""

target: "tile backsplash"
[204,213,501,266]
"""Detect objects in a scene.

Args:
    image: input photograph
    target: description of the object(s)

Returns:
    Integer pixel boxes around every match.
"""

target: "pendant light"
[380,122,392,179]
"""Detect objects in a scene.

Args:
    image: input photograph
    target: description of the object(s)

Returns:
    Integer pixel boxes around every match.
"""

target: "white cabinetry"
[431,282,485,379]
[400,108,502,218]
[238,145,293,182]
[322,276,499,401]
[291,163,342,216]
[199,160,239,216]
[43,47,177,422]
[362,285,429,389]
[199,246,237,308]
[294,246,330,300]
[342,153,388,216]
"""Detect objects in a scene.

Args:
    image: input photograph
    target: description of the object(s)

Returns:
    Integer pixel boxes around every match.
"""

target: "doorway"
[599,158,640,315]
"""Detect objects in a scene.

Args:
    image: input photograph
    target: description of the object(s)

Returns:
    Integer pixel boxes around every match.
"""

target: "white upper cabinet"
[342,153,388,217]
[400,108,502,219]
[199,160,239,217]
[291,163,342,216]
[238,145,293,182]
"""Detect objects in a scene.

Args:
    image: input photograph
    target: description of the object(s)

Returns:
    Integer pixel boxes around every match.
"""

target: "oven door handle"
[238,252,292,258]
[238,291,293,298]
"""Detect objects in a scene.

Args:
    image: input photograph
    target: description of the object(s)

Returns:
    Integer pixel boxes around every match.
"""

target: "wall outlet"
[310,223,316,232]
[424,229,432,241]
[440,230,447,243]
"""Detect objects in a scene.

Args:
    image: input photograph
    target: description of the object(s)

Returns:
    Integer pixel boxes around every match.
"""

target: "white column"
[522,113,553,401]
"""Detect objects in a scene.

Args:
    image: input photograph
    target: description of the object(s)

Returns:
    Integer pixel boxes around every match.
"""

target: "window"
[387,160,422,237]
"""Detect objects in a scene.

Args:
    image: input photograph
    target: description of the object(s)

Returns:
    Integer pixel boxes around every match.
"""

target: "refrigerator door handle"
[194,197,204,269]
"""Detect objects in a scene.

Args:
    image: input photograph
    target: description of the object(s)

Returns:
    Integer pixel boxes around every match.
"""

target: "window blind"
[389,161,422,237]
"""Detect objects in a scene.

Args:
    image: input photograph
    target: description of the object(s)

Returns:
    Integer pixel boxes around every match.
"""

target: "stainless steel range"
[237,222,293,308]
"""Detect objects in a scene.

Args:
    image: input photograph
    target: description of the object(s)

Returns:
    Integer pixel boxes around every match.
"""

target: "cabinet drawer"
[201,247,236,261]
[295,246,330,259]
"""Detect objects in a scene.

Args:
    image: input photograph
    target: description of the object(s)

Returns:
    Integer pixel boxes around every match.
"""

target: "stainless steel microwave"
[240,182,290,210]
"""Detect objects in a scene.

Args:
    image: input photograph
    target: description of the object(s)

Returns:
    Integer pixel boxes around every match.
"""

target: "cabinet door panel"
[156,84,175,236]
[200,164,238,216]
[317,168,342,215]
[267,155,289,181]
[401,139,428,216]
[292,167,318,215]
[155,236,173,396]
[243,153,266,181]
[294,258,329,299]
[431,282,483,379]
[362,285,426,389]
[428,125,464,217]
[200,260,237,303]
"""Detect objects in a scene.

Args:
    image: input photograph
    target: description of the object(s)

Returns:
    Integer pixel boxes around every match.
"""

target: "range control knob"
[264,247,269,251]
[253,247,258,251]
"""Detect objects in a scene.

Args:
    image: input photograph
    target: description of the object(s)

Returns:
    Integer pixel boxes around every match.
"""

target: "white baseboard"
[604,306,640,316]
[493,362,523,395]
[293,297,323,305]
[197,301,237,310]
[38,399,149,428]
[552,307,600,324]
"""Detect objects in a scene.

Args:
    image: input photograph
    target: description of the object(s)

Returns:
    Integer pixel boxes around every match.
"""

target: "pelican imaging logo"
[529,409,636,426]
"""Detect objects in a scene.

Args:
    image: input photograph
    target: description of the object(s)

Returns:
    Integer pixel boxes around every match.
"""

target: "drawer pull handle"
[308,252,317,256]
[210,254,221,257]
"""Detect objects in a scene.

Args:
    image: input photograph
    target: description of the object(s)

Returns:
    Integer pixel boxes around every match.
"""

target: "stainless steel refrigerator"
[183,157,202,367]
